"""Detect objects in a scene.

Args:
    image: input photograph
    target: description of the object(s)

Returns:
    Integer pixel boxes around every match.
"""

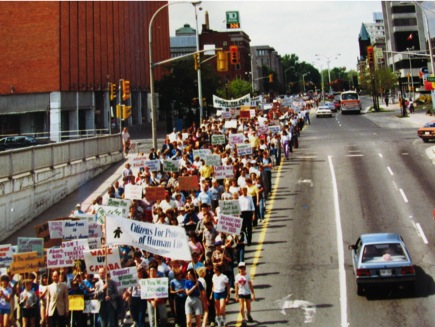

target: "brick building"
[0,1,170,140]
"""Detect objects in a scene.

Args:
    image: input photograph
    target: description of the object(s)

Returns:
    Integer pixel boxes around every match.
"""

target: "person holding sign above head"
[46,270,69,327]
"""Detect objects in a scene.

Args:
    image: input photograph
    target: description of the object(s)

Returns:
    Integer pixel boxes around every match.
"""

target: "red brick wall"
[0,1,170,95]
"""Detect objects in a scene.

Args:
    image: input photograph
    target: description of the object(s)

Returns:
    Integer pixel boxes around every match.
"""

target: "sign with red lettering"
[82,247,121,273]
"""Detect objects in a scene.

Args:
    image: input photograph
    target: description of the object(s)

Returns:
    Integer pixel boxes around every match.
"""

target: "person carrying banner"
[94,268,118,327]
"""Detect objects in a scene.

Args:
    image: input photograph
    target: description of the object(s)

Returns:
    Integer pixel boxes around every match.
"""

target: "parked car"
[417,121,435,142]
[324,102,335,112]
[316,106,332,118]
[348,233,416,296]
[0,135,48,150]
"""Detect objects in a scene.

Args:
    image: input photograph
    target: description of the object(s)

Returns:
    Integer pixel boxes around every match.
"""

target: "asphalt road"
[229,104,434,326]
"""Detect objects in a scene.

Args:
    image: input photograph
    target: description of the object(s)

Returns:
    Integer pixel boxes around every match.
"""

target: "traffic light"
[109,83,117,101]
[123,105,132,120]
[115,104,123,118]
[217,51,228,72]
[193,53,200,70]
[122,79,131,101]
[269,74,273,83]
[229,45,239,65]
[367,46,374,64]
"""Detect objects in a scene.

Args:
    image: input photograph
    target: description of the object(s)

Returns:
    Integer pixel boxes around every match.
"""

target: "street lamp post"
[315,53,340,93]
[193,2,204,123]
[149,1,200,149]
[284,66,294,93]
[406,47,415,100]
[302,73,309,94]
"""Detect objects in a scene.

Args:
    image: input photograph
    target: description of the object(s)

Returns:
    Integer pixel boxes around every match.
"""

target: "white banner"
[83,300,100,314]
[214,166,234,180]
[47,247,74,269]
[61,239,89,260]
[105,216,192,261]
[218,200,241,215]
[96,206,126,224]
[192,149,212,160]
[83,247,122,273]
[106,198,131,218]
[62,220,89,240]
[125,184,143,200]
[111,267,139,290]
[140,278,169,299]
[216,214,243,235]
[144,160,161,172]
[132,156,147,168]
[268,125,281,135]
[163,160,180,172]
[88,223,103,240]
[213,94,251,109]
[205,154,221,167]
[48,221,63,239]
[224,119,238,129]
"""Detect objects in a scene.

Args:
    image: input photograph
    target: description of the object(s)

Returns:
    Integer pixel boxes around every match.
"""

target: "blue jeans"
[258,197,265,220]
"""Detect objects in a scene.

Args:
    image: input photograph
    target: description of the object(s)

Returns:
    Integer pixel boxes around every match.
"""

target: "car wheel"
[357,284,364,296]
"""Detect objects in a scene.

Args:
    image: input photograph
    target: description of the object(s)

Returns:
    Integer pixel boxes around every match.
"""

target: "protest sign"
[48,221,63,239]
[62,239,89,260]
[178,175,199,191]
[0,244,13,267]
[132,156,147,168]
[62,220,89,240]
[124,184,143,200]
[144,160,160,172]
[83,247,122,273]
[236,143,253,156]
[140,278,169,299]
[224,119,238,129]
[211,134,226,145]
[240,110,251,119]
[87,237,102,250]
[218,200,241,215]
[10,251,45,274]
[107,198,131,217]
[47,247,74,268]
[192,149,212,160]
[145,186,166,201]
[111,267,139,289]
[96,206,126,224]
[69,295,85,311]
[105,216,192,261]
[221,111,231,119]
[163,160,180,172]
[17,237,44,257]
[268,125,281,135]
[229,133,244,145]
[83,299,100,314]
[205,154,221,167]
[88,223,103,240]
[216,214,243,235]
[214,166,234,180]
[257,125,268,135]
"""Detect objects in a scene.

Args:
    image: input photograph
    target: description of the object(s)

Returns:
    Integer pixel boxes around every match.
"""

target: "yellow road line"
[235,160,284,326]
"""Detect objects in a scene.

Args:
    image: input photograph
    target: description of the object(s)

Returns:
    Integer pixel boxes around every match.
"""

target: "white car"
[316,106,332,118]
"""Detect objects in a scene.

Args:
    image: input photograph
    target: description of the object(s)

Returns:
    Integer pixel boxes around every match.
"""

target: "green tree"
[216,78,252,99]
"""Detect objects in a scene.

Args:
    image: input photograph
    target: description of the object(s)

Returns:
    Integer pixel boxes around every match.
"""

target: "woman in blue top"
[185,268,206,327]
[0,275,12,327]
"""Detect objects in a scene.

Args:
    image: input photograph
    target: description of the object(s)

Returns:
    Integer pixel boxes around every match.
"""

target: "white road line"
[346,154,363,157]
[399,188,409,203]
[328,156,348,327]
[378,153,383,158]
[392,181,398,190]
[387,167,394,176]
[416,223,429,244]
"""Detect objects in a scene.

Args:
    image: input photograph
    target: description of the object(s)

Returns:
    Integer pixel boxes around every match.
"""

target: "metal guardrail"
[0,134,122,179]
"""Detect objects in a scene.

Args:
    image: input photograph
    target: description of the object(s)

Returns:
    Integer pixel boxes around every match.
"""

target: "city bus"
[340,91,362,114]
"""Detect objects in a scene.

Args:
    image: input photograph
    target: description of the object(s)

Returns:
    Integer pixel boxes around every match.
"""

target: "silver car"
[348,233,416,295]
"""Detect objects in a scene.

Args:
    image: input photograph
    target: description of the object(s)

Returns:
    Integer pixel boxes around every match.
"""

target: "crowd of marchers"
[1,104,312,327]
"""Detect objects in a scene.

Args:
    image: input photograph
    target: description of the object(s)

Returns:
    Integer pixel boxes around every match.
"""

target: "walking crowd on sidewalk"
[1,104,313,327]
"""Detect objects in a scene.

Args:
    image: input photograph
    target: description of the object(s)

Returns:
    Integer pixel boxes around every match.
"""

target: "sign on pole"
[226,11,240,29]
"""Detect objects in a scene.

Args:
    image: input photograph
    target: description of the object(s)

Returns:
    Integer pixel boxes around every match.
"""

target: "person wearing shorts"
[20,279,38,327]
[184,269,206,327]
[0,275,13,327]
[235,262,255,326]
[212,266,229,327]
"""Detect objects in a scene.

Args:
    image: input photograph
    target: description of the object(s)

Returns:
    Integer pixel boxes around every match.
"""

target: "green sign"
[226,11,240,29]
[427,76,435,82]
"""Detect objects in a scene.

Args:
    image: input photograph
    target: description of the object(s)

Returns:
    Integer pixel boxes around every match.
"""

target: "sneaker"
[247,314,254,322]
[230,287,235,293]
[241,320,247,327]
[210,322,215,327]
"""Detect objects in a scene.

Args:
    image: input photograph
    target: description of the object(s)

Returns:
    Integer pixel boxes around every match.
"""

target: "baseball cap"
[238,262,246,268]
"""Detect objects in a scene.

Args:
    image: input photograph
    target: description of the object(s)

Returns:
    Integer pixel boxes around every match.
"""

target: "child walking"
[235,262,255,326]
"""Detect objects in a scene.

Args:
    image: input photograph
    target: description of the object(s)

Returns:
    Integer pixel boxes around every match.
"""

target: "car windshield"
[423,122,435,128]
[361,243,407,263]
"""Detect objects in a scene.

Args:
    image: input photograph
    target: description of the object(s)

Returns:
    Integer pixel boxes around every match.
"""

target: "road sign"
[226,11,240,29]
[426,76,435,82]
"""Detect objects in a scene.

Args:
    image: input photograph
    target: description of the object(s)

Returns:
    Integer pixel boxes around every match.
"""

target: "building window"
[235,63,241,70]
[393,18,417,26]
[392,5,415,14]
[223,41,227,47]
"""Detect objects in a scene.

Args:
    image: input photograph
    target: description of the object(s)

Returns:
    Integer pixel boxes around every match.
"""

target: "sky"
[168,0,384,71]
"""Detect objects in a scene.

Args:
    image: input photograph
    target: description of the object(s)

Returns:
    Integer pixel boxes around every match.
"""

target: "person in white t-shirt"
[235,262,256,325]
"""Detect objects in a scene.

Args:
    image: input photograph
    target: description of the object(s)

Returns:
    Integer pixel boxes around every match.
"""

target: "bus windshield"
[341,93,359,101]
